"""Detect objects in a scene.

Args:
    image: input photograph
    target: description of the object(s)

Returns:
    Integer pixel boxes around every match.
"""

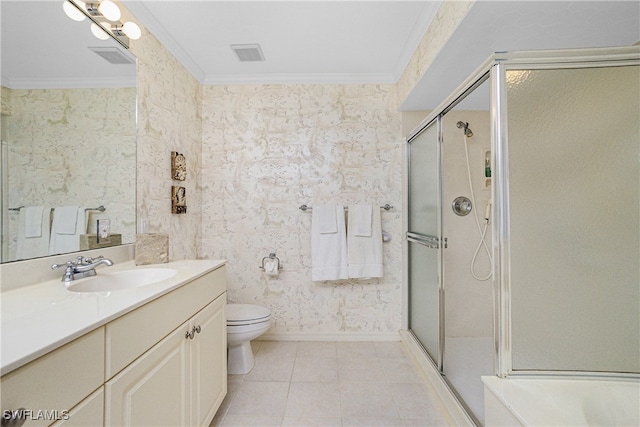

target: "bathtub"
[482,376,640,426]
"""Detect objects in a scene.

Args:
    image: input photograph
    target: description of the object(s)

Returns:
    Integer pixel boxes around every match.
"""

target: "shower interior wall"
[441,110,492,340]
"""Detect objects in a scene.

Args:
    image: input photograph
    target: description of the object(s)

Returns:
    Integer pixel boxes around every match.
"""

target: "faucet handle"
[51,261,73,270]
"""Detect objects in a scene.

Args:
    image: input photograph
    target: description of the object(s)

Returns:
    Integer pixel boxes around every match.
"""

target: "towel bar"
[10,205,106,212]
[299,204,393,212]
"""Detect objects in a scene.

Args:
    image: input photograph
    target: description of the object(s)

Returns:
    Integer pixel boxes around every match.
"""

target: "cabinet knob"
[1,408,27,427]
[185,329,195,340]
[194,325,201,334]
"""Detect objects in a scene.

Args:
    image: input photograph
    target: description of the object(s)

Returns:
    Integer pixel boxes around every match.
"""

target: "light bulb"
[98,0,120,21]
[63,1,86,22]
[91,22,111,40]
[122,22,141,40]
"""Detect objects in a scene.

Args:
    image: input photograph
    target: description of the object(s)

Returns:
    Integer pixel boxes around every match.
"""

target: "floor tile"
[221,415,282,426]
[339,382,399,418]
[292,357,338,383]
[379,357,424,383]
[338,357,387,383]
[213,341,454,426]
[336,341,377,359]
[296,341,337,358]
[244,354,295,382]
[227,381,290,417]
[282,417,342,426]
[284,382,341,418]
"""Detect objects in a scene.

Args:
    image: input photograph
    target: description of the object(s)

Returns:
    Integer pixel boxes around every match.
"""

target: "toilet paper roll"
[263,259,279,276]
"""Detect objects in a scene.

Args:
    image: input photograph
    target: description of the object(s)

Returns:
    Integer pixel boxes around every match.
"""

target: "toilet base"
[227,340,255,374]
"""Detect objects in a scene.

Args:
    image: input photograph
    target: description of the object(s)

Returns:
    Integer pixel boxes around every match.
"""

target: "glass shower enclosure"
[406,46,640,425]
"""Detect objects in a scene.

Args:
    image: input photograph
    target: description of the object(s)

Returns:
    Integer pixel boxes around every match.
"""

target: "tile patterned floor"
[211,341,453,427]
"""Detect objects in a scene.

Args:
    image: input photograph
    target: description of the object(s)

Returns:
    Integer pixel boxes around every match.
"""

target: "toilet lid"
[227,304,271,325]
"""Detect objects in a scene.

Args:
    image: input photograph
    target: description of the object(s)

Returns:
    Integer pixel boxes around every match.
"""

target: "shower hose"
[463,134,492,281]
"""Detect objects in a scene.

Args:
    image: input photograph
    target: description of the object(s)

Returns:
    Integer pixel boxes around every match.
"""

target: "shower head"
[456,121,473,138]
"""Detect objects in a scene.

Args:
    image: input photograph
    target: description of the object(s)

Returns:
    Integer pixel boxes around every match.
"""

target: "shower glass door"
[407,118,442,366]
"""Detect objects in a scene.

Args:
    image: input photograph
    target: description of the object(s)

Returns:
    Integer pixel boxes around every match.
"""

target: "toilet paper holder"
[259,253,283,271]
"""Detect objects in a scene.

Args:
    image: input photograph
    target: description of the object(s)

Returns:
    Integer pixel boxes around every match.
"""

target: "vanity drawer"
[0,328,105,427]
[105,265,226,380]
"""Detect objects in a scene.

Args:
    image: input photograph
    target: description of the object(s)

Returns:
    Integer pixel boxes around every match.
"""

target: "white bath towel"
[348,204,383,279]
[311,204,348,281]
[16,206,51,260]
[49,206,87,254]
[24,206,45,238]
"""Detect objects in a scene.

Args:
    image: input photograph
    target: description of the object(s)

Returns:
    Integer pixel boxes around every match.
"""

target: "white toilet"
[226,303,272,374]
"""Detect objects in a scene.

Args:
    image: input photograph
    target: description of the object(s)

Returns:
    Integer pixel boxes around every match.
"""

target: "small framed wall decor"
[171,151,186,181]
[171,186,187,214]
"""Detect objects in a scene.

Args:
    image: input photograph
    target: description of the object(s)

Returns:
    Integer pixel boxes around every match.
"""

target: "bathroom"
[1,1,639,426]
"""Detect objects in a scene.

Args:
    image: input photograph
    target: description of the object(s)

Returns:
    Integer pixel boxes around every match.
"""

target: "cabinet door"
[52,387,103,427]
[190,295,227,427]
[105,321,190,427]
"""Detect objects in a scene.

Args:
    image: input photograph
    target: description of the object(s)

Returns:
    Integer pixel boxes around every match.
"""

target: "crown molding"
[203,72,397,86]
[2,77,136,90]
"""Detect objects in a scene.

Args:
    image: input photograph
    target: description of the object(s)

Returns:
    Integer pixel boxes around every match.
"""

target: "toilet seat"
[227,303,271,326]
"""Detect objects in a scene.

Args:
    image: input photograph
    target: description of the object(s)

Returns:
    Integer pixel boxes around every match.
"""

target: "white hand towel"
[315,204,338,234]
[52,205,79,235]
[312,205,348,281]
[348,204,383,279]
[49,206,87,254]
[351,204,372,237]
[16,207,51,260]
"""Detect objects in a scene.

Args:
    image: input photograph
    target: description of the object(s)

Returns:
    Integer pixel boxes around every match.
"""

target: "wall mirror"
[1,1,137,263]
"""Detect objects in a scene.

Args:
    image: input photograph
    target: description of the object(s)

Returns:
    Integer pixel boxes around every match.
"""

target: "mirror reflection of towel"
[16,206,51,260]
[49,206,87,254]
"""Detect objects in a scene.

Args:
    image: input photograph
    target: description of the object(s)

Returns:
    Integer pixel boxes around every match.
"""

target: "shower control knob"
[452,196,472,216]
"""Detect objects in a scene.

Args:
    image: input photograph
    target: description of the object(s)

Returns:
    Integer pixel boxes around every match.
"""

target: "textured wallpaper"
[130,25,202,261]
[2,86,136,261]
[396,1,473,107]
[121,0,472,336]
[201,84,404,336]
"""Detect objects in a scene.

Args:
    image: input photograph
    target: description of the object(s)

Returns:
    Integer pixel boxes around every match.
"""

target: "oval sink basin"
[66,268,177,293]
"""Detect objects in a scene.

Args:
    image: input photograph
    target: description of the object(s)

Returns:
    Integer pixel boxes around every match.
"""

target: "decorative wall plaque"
[171,151,186,181]
[171,186,187,214]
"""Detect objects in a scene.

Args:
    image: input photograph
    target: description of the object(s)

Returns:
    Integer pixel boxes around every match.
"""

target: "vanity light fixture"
[62,0,142,49]
[90,22,112,41]
[63,0,86,21]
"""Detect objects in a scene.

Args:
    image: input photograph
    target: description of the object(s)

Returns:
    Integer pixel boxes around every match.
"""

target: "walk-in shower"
[405,46,639,425]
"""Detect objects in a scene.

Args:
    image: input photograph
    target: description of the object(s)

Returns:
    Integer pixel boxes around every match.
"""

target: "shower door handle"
[407,232,443,249]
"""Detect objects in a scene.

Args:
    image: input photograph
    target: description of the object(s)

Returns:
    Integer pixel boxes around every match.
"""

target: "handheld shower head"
[456,121,473,137]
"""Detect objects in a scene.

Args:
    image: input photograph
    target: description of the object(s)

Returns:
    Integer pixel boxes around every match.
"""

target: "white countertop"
[1,259,226,376]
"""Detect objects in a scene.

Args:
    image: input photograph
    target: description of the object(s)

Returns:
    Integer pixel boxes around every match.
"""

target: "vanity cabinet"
[105,295,226,427]
[0,263,226,427]
[0,328,105,427]
[105,266,227,427]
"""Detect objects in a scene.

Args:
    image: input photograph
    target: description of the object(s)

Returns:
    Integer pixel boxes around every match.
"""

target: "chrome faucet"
[51,255,114,282]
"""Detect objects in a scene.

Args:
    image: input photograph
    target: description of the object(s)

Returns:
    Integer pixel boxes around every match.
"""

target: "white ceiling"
[2,1,639,110]
[122,0,442,85]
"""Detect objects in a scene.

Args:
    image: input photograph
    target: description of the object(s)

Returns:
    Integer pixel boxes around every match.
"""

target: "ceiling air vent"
[230,44,265,62]
[89,47,135,64]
